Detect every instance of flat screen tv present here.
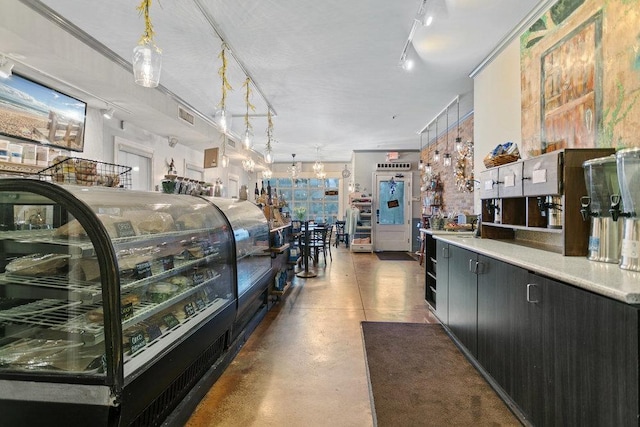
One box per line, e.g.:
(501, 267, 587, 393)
(0, 73, 86, 152)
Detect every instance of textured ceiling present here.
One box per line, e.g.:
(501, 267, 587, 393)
(2, 0, 543, 163)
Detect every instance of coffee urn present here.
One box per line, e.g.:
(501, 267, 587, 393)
(612, 148, 640, 271)
(581, 155, 622, 263)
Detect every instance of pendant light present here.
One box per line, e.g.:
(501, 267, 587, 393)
(443, 106, 452, 167)
(220, 135, 229, 168)
(213, 43, 233, 133)
(424, 126, 432, 175)
(288, 154, 300, 179)
(264, 109, 274, 164)
(242, 77, 255, 150)
(313, 146, 325, 178)
(132, 0, 162, 88)
(455, 98, 463, 155)
(433, 118, 440, 163)
(418, 133, 424, 170)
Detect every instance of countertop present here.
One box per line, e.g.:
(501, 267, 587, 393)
(430, 232, 640, 304)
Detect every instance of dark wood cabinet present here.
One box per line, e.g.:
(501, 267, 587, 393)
(476, 256, 545, 425)
(538, 273, 639, 426)
(447, 244, 478, 357)
(434, 239, 449, 324)
(446, 243, 640, 426)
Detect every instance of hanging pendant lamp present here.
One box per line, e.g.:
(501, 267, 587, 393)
(132, 0, 162, 88)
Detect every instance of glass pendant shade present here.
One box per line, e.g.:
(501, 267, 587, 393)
(213, 109, 231, 133)
(262, 169, 273, 179)
(434, 150, 440, 163)
(242, 128, 254, 150)
(418, 159, 424, 170)
(132, 43, 162, 88)
(455, 137, 463, 154)
(443, 153, 452, 167)
(221, 153, 229, 168)
(425, 163, 432, 174)
(264, 150, 274, 164)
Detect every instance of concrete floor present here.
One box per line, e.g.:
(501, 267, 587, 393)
(185, 246, 438, 427)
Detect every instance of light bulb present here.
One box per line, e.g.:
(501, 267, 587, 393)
(265, 151, 274, 164)
(213, 109, 231, 133)
(221, 153, 229, 168)
(242, 129, 253, 150)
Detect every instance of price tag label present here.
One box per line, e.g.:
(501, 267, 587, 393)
(134, 261, 153, 280)
(146, 324, 162, 341)
(128, 331, 146, 354)
(162, 313, 180, 329)
(532, 169, 547, 184)
(504, 175, 515, 187)
(121, 302, 134, 321)
(114, 221, 136, 238)
(192, 270, 205, 285)
(161, 255, 174, 271)
(184, 302, 196, 317)
(195, 298, 206, 310)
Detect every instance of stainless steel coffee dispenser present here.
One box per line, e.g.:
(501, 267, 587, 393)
(612, 148, 640, 271)
(581, 155, 622, 263)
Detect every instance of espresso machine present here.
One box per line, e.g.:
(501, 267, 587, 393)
(581, 155, 622, 263)
(611, 148, 640, 271)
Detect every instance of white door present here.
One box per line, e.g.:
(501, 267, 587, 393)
(374, 173, 411, 251)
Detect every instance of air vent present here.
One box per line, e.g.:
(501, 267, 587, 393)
(178, 106, 195, 126)
(376, 162, 411, 171)
(227, 139, 236, 149)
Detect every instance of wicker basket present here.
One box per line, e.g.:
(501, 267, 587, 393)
(483, 153, 520, 168)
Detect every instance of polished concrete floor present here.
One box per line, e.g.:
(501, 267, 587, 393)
(186, 245, 437, 427)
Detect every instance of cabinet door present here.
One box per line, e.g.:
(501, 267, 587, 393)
(522, 150, 562, 196)
(477, 257, 544, 423)
(540, 274, 639, 426)
(498, 162, 523, 198)
(479, 169, 499, 199)
(447, 245, 477, 356)
(434, 239, 449, 324)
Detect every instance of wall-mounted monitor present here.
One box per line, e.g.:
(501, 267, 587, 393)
(0, 73, 86, 152)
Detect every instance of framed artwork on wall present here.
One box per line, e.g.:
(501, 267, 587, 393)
(204, 147, 218, 168)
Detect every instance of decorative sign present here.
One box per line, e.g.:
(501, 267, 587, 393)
(325, 190, 338, 196)
(162, 313, 180, 329)
(504, 175, 515, 187)
(184, 302, 196, 317)
(121, 302, 134, 321)
(484, 180, 493, 190)
(128, 331, 146, 354)
(134, 261, 153, 279)
(146, 324, 162, 341)
(195, 298, 206, 310)
(532, 169, 547, 184)
(161, 255, 174, 271)
(204, 147, 219, 169)
(114, 221, 136, 238)
(387, 199, 400, 208)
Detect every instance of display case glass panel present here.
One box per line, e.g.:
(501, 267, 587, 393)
(203, 197, 270, 298)
(0, 181, 235, 382)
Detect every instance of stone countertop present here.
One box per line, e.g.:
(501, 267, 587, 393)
(433, 234, 640, 305)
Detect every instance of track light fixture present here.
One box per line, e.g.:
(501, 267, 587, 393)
(101, 108, 115, 120)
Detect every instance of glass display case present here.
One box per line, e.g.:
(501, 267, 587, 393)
(202, 197, 271, 335)
(0, 179, 236, 426)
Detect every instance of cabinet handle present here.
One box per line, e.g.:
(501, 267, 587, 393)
(474, 261, 480, 274)
(526, 284, 539, 303)
(442, 246, 449, 258)
(468, 259, 473, 272)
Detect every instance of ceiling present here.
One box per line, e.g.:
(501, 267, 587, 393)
(1, 0, 544, 163)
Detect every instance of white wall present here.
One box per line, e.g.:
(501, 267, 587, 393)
(473, 38, 523, 213)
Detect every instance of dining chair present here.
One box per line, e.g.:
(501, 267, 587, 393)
(334, 220, 348, 247)
(311, 225, 332, 265)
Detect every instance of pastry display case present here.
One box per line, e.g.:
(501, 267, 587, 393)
(0, 179, 236, 426)
(202, 197, 271, 336)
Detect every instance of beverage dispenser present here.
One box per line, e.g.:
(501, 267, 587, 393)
(611, 148, 640, 271)
(581, 155, 622, 263)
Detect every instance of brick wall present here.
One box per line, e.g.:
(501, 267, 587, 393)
(420, 114, 475, 216)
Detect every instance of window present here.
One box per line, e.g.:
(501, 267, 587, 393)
(272, 177, 339, 224)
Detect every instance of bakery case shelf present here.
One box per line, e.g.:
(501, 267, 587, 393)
(0, 178, 275, 426)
